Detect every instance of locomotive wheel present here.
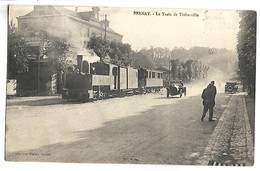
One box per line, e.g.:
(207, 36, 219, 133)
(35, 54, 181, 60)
(99, 92, 105, 100)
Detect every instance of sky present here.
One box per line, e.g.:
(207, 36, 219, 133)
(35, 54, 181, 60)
(8, 5, 241, 51)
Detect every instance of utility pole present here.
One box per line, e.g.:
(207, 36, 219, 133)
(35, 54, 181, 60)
(104, 14, 107, 41)
(169, 53, 171, 84)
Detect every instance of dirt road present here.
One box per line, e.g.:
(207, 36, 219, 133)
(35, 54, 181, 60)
(5, 88, 231, 165)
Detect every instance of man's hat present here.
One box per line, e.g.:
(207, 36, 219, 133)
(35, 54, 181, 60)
(211, 81, 215, 84)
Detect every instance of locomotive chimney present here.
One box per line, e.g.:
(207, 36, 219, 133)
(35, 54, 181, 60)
(75, 7, 78, 13)
(77, 55, 83, 73)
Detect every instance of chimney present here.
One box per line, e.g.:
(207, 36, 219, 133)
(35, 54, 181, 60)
(75, 7, 78, 13)
(34, 5, 41, 12)
(92, 7, 100, 20)
(77, 55, 83, 73)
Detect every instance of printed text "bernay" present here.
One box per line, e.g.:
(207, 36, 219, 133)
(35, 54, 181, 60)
(133, 11, 151, 16)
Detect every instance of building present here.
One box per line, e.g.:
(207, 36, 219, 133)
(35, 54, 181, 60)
(17, 5, 123, 63)
(15, 5, 123, 95)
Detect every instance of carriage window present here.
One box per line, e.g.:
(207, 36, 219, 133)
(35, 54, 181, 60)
(112, 67, 118, 76)
(157, 73, 160, 78)
(152, 72, 155, 78)
(149, 71, 151, 78)
(90, 62, 109, 75)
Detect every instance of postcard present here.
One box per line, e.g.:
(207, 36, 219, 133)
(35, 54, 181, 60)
(5, 4, 256, 166)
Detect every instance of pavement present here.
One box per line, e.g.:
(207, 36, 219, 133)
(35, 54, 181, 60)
(197, 93, 254, 166)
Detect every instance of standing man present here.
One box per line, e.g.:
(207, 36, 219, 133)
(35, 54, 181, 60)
(201, 81, 217, 122)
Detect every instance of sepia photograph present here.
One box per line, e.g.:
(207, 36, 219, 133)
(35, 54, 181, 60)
(2, 0, 257, 169)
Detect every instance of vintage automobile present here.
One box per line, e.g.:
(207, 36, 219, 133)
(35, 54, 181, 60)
(225, 81, 238, 93)
(166, 82, 186, 98)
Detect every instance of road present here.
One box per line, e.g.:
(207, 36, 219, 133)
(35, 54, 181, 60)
(5, 87, 232, 165)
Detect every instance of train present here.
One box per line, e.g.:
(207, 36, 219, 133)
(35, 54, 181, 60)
(62, 55, 164, 102)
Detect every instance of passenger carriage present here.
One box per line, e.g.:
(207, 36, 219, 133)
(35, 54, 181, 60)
(139, 69, 164, 93)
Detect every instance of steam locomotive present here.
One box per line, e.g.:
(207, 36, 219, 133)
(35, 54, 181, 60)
(62, 55, 164, 102)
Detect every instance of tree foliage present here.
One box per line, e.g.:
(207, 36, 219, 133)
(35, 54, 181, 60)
(109, 40, 132, 66)
(170, 59, 209, 82)
(86, 36, 132, 66)
(40, 32, 71, 73)
(86, 36, 110, 59)
(237, 11, 256, 96)
(45, 38, 71, 72)
(131, 51, 154, 69)
(135, 46, 237, 82)
(7, 22, 30, 79)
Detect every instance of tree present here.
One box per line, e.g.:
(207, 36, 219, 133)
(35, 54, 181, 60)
(45, 37, 71, 73)
(170, 59, 180, 80)
(33, 33, 70, 94)
(87, 35, 110, 61)
(170, 59, 209, 82)
(131, 51, 154, 69)
(178, 62, 184, 81)
(87, 36, 132, 67)
(109, 40, 132, 66)
(183, 59, 194, 81)
(19, 29, 71, 74)
(7, 22, 30, 79)
(237, 11, 256, 97)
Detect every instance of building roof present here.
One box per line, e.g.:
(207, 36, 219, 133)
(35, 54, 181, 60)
(76, 11, 94, 21)
(156, 66, 170, 72)
(19, 5, 122, 37)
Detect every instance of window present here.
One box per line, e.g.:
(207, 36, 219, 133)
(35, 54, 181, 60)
(149, 72, 151, 78)
(90, 62, 109, 75)
(28, 46, 40, 58)
(152, 72, 155, 78)
(112, 67, 118, 76)
(20, 23, 28, 30)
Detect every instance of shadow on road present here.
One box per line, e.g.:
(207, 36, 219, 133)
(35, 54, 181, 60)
(5, 92, 234, 166)
(153, 96, 181, 99)
(5, 94, 230, 164)
(6, 97, 81, 106)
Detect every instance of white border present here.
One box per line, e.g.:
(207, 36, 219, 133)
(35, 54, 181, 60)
(1, 0, 259, 171)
